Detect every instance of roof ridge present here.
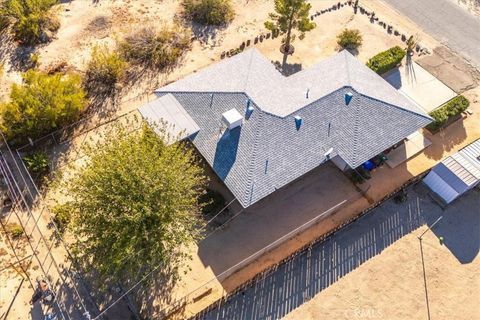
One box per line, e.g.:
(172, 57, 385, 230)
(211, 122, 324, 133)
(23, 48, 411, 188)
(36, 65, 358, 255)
(243, 109, 266, 207)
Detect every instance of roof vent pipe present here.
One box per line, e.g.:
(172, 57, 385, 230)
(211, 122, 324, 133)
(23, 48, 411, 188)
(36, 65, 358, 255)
(245, 99, 254, 118)
(294, 116, 302, 130)
(345, 92, 353, 105)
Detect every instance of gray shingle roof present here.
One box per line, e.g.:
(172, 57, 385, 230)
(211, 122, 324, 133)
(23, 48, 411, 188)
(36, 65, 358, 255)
(150, 49, 432, 208)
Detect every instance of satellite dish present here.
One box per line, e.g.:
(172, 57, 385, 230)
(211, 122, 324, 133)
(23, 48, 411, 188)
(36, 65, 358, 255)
(324, 148, 334, 158)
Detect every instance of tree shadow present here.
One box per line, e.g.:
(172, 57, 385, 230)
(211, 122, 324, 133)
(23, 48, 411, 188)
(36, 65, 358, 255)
(0, 33, 36, 72)
(131, 267, 178, 318)
(423, 120, 467, 161)
(272, 53, 302, 76)
(189, 22, 226, 47)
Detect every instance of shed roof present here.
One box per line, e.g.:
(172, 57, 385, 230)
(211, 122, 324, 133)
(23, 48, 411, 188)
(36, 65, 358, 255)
(432, 139, 480, 190)
(146, 49, 432, 208)
(138, 93, 200, 144)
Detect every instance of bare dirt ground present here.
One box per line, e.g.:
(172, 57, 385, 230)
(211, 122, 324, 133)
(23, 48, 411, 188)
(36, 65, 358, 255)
(1, 0, 480, 319)
(283, 187, 480, 320)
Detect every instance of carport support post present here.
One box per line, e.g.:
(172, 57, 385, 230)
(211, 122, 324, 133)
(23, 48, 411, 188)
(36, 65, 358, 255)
(418, 216, 443, 240)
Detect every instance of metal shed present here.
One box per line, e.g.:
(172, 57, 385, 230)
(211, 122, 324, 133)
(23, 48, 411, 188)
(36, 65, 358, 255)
(138, 93, 200, 144)
(423, 139, 480, 204)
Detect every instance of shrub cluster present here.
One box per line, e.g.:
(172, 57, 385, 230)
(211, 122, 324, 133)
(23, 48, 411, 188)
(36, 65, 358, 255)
(426, 95, 470, 132)
(7, 223, 24, 239)
(182, 0, 234, 26)
(0, 0, 60, 45)
(199, 189, 226, 218)
(0, 70, 86, 145)
(84, 45, 127, 97)
(23, 151, 49, 174)
(52, 204, 72, 234)
(119, 25, 191, 71)
(337, 28, 363, 49)
(366, 46, 406, 74)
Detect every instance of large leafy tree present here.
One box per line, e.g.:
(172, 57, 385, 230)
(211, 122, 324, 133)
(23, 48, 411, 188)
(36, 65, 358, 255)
(0, 70, 86, 145)
(264, 0, 316, 55)
(57, 121, 207, 282)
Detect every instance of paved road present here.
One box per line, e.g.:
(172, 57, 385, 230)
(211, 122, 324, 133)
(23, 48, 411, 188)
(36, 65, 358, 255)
(194, 185, 479, 320)
(382, 0, 480, 69)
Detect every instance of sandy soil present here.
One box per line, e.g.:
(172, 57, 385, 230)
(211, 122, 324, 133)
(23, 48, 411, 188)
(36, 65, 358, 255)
(283, 189, 480, 320)
(1, 0, 479, 319)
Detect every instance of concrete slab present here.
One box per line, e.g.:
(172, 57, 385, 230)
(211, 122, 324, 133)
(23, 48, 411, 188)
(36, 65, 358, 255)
(386, 131, 432, 168)
(384, 61, 457, 113)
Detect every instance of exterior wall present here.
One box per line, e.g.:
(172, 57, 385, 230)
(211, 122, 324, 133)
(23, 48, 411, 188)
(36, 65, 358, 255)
(331, 155, 350, 171)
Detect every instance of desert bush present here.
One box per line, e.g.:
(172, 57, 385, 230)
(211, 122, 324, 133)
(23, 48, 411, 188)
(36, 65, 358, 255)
(182, 0, 234, 26)
(119, 25, 191, 71)
(23, 151, 49, 174)
(7, 223, 24, 239)
(366, 46, 406, 74)
(0, 70, 86, 145)
(426, 95, 469, 132)
(337, 28, 363, 49)
(51, 204, 71, 234)
(0, 0, 60, 45)
(84, 45, 127, 97)
(199, 189, 226, 218)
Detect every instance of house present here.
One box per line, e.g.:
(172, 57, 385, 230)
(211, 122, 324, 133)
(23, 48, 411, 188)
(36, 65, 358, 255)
(139, 49, 432, 208)
(423, 139, 480, 204)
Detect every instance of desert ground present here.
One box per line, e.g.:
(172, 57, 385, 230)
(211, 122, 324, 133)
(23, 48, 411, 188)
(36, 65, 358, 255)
(282, 186, 480, 320)
(1, 0, 479, 319)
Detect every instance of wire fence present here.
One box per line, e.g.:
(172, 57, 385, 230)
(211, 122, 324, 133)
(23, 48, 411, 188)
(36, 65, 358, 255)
(189, 170, 430, 319)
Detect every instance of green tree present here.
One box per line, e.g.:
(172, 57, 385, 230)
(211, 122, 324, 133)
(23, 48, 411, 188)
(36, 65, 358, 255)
(182, 0, 235, 26)
(264, 0, 316, 55)
(56, 121, 207, 281)
(0, 0, 60, 45)
(0, 70, 86, 144)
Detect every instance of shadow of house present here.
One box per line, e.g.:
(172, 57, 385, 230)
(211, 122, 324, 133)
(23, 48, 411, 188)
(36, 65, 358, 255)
(196, 184, 479, 320)
(213, 127, 241, 180)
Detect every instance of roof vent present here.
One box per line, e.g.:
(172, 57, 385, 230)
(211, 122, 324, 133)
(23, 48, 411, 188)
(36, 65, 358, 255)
(222, 108, 243, 129)
(345, 92, 353, 105)
(294, 115, 302, 130)
(324, 147, 334, 159)
(246, 99, 254, 117)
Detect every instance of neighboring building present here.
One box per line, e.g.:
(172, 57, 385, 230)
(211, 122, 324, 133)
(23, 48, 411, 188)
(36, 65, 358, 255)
(139, 49, 432, 208)
(423, 139, 480, 204)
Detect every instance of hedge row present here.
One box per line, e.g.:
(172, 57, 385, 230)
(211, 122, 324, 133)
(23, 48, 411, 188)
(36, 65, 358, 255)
(426, 95, 469, 132)
(366, 46, 406, 74)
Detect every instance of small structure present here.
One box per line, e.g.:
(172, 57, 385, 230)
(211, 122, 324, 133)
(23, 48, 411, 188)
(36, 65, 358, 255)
(138, 93, 200, 144)
(222, 109, 243, 130)
(423, 139, 480, 204)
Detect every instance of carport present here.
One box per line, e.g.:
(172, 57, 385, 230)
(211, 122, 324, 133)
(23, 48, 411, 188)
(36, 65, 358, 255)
(423, 139, 480, 204)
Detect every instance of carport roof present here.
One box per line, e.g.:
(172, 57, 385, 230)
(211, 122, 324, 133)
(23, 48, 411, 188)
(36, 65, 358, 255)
(145, 49, 432, 208)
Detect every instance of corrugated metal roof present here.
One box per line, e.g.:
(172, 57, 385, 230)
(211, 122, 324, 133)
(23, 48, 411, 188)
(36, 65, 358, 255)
(138, 93, 200, 144)
(433, 139, 480, 189)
